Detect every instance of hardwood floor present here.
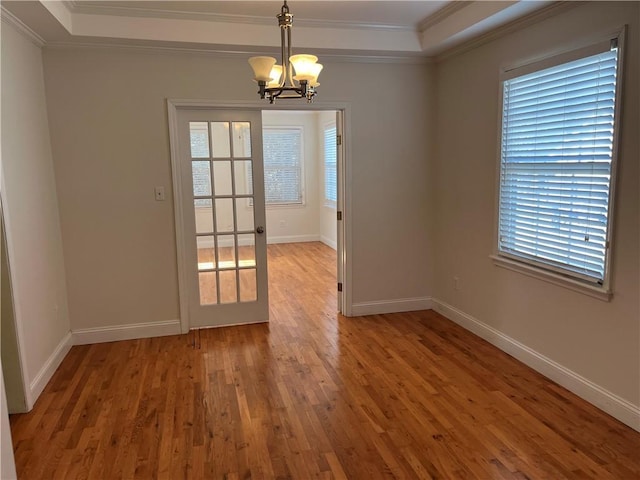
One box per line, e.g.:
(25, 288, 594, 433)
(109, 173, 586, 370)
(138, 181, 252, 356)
(10, 242, 640, 479)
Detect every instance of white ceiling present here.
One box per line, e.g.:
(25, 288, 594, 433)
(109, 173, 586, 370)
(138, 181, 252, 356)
(2, 1, 553, 57)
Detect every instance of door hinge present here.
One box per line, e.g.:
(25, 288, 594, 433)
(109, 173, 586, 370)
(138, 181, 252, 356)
(336, 134, 342, 146)
(337, 211, 342, 221)
(337, 282, 343, 292)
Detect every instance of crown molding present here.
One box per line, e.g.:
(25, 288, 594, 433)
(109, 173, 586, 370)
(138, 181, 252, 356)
(0, 6, 46, 47)
(418, 1, 472, 32)
(66, 2, 414, 33)
(43, 41, 433, 65)
(435, 1, 583, 62)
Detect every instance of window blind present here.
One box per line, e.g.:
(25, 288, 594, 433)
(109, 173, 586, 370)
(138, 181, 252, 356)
(498, 45, 619, 283)
(262, 128, 303, 205)
(324, 126, 337, 204)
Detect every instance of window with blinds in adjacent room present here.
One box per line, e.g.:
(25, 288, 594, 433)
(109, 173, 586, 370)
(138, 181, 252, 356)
(324, 124, 337, 206)
(261, 127, 303, 205)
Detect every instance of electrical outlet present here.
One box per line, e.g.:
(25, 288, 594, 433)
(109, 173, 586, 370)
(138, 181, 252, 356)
(453, 276, 460, 291)
(279, 220, 286, 228)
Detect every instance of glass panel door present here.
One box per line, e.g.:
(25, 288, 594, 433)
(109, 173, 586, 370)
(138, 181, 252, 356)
(178, 109, 268, 328)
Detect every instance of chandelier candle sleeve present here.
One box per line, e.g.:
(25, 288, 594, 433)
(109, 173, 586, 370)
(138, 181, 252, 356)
(248, 1, 322, 103)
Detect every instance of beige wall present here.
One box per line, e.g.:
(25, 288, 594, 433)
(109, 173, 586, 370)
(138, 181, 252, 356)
(434, 2, 639, 408)
(1, 20, 71, 405)
(42, 48, 434, 330)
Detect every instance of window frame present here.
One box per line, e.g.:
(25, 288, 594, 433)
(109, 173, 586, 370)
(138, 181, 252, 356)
(323, 121, 338, 208)
(260, 125, 305, 208)
(491, 28, 626, 301)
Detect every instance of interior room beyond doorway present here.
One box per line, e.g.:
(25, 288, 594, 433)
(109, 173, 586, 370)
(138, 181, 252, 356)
(261, 110, 338, 251)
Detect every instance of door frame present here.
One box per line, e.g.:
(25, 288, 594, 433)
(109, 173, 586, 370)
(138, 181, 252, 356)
(167, 100, 352, 333)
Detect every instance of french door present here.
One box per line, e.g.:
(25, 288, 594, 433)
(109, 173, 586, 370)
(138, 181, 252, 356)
(176, 108, 268, 328)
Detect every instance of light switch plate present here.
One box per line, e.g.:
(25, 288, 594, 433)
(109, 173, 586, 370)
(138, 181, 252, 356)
(154, 186, 165, 201)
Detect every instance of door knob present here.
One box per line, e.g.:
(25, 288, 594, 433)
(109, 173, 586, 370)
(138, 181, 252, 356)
(256, 226, 264, 234)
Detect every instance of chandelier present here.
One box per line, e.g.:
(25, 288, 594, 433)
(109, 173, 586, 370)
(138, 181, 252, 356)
(248, 1, 323, 103)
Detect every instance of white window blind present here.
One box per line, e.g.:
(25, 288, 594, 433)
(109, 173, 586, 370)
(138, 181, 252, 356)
(262, 128, 303, 205)
(324, 125, 337, 205)
(498, 41, 620, 285)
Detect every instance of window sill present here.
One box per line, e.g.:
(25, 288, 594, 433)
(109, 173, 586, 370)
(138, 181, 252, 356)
(490, 254, 612, 302)
(265, 202, 306, 210)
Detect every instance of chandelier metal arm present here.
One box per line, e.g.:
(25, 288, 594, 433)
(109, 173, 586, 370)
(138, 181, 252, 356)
(256, 81, 310, 104)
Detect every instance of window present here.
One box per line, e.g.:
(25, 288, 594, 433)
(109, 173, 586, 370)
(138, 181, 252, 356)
(496, 36, 622, 291)
(324, 124, 337, 206)
(262, 127, 303, 205)
(190, 122, 211, 207)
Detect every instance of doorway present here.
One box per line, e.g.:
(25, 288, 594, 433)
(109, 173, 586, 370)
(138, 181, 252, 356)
(167, 101, 347, 331)
(261, 110, 339, 312)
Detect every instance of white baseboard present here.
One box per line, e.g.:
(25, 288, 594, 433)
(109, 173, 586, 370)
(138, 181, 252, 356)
(267, 234, 320, 244)
(432, 299, 640, 433)
(320, 235, 337, 250)
(351, 297, 433, 316)
(29, 331, 73, 404)
(72, 319, 181, 345)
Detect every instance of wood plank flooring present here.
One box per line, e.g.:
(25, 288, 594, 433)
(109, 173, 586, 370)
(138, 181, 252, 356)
(10, 241, 640, 479)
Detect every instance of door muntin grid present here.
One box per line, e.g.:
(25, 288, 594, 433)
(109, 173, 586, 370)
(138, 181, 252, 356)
(189, 121, 257, 305)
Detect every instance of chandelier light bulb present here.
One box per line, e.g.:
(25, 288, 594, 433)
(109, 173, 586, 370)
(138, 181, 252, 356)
(268, 65, 284, 87)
